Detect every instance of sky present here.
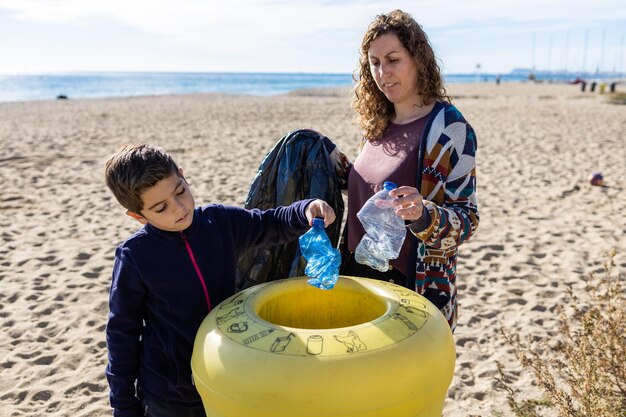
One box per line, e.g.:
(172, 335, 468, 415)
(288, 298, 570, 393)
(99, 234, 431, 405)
(0, 0, 625, 75)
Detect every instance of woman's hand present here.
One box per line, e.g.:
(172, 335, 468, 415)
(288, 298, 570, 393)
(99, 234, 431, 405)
(305, 199, 336, 227)
(388, 186, 424, 221)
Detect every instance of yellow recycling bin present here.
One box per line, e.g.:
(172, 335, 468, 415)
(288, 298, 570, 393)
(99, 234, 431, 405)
(191, 276, 455, 417)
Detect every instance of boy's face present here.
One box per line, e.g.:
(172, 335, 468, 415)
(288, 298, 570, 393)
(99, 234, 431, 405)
(127, 169, 195, 232)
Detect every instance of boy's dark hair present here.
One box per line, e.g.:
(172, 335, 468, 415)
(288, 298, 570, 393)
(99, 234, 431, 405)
(104, 144, 180, 214)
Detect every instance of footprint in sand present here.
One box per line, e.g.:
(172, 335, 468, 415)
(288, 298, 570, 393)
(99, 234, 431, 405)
(32, 390, 53, 402)
(64, 382, 106, 396)
(74, 252, 91, 266)
(458, 366, 475, 387)
(81, 271, 100, 279)
(1, 390, 28, 404)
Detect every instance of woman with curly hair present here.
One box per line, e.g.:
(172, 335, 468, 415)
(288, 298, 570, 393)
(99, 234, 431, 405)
(343, 9, 479, 331)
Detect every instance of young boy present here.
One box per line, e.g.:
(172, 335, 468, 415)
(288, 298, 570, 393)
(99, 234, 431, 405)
(104, 144, 335, 417)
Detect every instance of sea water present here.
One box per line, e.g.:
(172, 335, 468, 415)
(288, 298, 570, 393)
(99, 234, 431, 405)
(0, 71, 610, 103)
(0, 72, 355, 102)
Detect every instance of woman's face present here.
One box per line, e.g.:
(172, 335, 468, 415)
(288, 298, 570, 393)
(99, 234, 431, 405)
(367, 32, 420, 106)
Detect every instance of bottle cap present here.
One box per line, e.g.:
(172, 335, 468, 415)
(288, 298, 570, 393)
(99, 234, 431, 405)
(312, 218, 325, 227)
(383, 181, 397, 190)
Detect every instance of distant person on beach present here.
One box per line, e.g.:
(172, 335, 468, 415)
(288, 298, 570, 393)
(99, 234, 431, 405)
(103, 144, 335, 417)
(341, 9, 479, 331)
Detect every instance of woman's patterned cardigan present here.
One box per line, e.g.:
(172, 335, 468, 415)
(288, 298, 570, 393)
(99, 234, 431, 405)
(408, 101, 479, 331)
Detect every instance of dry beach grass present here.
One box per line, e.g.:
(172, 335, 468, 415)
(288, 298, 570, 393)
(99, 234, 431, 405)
(1, 82, 625, 416)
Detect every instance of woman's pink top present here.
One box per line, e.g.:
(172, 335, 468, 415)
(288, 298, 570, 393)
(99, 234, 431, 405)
(347, 115, 428, 277)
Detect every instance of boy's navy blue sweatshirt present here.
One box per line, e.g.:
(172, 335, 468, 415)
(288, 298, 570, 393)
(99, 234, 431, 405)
(106, 200, 313, 417)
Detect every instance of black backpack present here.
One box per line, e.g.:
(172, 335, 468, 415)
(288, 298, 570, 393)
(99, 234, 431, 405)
(236, 129, 347, 290)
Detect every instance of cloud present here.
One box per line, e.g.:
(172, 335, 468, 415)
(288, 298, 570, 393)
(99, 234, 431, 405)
(3, 0, 624, 33)
(0, 0, 623, 73)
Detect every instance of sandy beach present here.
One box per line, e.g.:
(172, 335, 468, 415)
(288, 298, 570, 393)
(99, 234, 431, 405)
(1, 82, 625, 416)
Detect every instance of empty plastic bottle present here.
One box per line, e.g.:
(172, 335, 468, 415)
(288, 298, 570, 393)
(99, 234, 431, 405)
(355, 181, 406, 272)
(299, 218, 341, 290)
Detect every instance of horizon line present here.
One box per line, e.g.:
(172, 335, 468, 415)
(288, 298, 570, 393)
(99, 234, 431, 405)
(1, 69, 624, 76)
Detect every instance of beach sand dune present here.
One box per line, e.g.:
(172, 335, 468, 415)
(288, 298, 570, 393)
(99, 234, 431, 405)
(1, 83, 625, 416)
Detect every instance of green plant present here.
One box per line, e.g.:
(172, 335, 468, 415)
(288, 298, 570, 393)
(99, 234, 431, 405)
(496, 250, 626, 417)
(607, 92, 626, 105)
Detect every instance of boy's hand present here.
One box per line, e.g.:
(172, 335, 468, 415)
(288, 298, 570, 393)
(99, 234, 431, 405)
(305, 199, 336, 227)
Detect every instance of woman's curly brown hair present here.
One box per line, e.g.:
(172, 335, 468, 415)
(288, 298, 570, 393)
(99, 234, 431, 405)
(352, 9, 450, 140)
